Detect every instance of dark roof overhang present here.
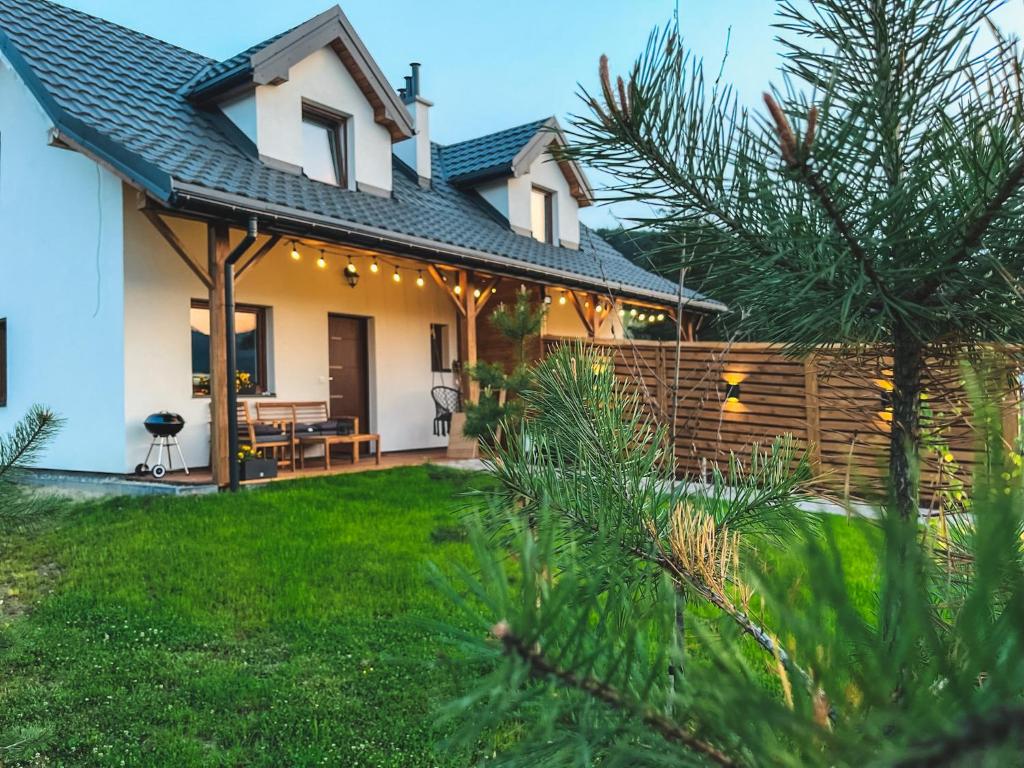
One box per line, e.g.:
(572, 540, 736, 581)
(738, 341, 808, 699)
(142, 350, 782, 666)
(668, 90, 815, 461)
(167, 181, 727, 313)
(0, 28, 175, 201)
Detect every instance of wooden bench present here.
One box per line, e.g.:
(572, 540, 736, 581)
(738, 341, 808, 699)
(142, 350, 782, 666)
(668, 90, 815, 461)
(235, 401, 297, 471)
(256, 401, 380, 470)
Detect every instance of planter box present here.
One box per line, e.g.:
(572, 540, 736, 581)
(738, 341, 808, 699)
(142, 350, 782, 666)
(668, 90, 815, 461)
(239, 458, 277, 481)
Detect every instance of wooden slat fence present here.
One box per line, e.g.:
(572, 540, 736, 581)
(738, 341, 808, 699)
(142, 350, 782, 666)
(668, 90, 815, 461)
(542, 337, 1021, 500)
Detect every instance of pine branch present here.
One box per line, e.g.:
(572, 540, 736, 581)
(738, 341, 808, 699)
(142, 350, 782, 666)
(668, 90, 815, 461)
(912, 155, 1024, 302)
(491, 621, 739, 767)
(894, 705, 1024, 767)
(763, 93, 898, 310)
(0, 406, 62, 483)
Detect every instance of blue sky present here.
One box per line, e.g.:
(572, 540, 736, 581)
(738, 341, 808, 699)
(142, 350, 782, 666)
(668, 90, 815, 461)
(59, 1, 1024, 229)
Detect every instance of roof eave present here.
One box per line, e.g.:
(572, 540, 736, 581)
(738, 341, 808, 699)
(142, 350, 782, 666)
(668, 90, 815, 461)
(0, 34, 175, 201)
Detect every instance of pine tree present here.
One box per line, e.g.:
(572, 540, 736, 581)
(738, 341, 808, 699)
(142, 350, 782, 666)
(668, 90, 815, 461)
(436, 346, 1024, 766)
(564, 0, 1024, 520)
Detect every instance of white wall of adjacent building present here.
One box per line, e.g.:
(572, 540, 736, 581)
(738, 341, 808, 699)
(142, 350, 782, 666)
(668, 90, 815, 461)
(122, 202, 461, 471)
(0, 52, 128, 473)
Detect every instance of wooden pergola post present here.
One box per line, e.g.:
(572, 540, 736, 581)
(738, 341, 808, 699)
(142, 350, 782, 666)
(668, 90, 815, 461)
(458, 270, 479, 403)
(207, 222, 230, 487)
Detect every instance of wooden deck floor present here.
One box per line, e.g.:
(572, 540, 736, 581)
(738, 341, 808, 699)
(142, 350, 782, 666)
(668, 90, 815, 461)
(134, 448, 462, 488)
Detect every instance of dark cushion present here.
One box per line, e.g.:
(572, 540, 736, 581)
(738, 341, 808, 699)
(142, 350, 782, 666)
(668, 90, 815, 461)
(299, 419, 355, 435)
(253, 433, 286, 444)
(253, 423, 286, 437)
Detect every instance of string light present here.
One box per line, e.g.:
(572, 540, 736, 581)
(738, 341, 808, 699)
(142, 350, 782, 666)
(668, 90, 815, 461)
(491, 287, 497, 294)
(638, 312, 647, 321)
(618, 308, 626, 317)
(416, 271, 425, 287)
(317, 250, 327, 269)
(454, 285, 462, 295)
(392, 267, 401, 283)
(596, 304, 605, 313)
(473, 288, 481, 298)
(657, 313, 665, 321)
(630, 308, 638, 317)
(370, 259, 379, 274)
(290, 241, 301, 261)
(558, 292, 567, 305)
(346, 256, 357, 274)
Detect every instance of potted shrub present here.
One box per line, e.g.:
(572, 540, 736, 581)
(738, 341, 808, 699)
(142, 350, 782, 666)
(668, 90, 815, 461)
(237, 444, 277, 480)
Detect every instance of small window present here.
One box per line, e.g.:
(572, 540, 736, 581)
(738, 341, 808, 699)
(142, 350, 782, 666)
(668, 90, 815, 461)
(530, 186, 554, 244)
(190, 301, 269, 397)
(431, 323, 451, 372)
(302, 107, 347, 186)
(0, 318, 6, 407)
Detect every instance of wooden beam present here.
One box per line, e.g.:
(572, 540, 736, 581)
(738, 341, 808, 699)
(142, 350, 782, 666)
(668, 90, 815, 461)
(475, 277, 502, 313)
(427, 265, 466, 316)
(569, 291, 595, 337)
(236, 235, 281, 282)
(143, 209, 212, 289)
(458, 270, 479, 403)
(208, 222, 231, 488)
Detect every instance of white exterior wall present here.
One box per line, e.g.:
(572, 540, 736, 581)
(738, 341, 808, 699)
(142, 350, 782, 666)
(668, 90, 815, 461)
(123, 205, 459, 471)
(509, 150, 580, 248)
(251, 47, 394, 194)
(0, 54, 127, 473)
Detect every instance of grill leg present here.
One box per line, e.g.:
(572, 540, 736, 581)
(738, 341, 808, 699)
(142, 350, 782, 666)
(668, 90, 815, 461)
(171, 437, 189, 475)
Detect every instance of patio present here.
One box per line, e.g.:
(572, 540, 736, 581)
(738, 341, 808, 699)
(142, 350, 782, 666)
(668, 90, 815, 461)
(132, 447, 481, 488)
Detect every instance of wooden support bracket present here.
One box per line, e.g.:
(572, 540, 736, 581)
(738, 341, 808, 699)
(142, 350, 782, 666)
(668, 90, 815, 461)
(236, 235, 281, 281)
(570, 290, 595, 336)
(475, 277, 502, 313)
(143, 209, 212, 289)
(428, 265, 466, 316)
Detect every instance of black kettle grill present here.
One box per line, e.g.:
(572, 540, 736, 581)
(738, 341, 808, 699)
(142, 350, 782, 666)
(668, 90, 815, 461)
(136, 412, 189, 479)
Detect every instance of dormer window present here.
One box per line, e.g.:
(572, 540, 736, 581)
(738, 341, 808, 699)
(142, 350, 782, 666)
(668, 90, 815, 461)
(302, 105, 347, 186)
(530, 186, 554, 244)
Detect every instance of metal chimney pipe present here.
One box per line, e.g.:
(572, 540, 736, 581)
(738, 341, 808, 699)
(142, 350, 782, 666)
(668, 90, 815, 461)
(410, 62, 421, 98)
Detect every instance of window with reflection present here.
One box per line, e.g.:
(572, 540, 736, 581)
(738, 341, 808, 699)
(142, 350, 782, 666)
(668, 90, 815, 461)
(190, 301, 268, 396)
(302, 107, 347, 186)
(530, 186, 554, 244)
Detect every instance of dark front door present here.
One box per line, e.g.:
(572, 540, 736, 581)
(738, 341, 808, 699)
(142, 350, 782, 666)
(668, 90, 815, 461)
(328, 314, 369, 430)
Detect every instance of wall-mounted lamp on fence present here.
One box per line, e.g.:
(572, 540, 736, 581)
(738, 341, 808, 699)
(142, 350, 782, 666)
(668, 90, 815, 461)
(725, 383, 742, 403)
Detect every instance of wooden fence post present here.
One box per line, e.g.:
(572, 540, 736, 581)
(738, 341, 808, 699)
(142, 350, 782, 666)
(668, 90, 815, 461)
(804, 355, 822, 472)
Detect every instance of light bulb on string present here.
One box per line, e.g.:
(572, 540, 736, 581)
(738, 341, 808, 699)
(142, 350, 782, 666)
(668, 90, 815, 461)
(370, 259, 379, 274)
(392, 267, 401, 283)
(317, 250, 327, 269)
(473, 288, 481, 299)
(454, 285, 462, 295)
(657, 313, 665, 321)
(629, 308, 637, 317)
(290, 241, 301, 261)
(558, 292, 567, 305)
(346, 256, 357, 274)
(416, 271, 425, 287)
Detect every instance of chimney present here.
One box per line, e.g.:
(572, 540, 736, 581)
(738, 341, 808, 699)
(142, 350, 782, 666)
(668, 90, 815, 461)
(396, 62, 432, 187)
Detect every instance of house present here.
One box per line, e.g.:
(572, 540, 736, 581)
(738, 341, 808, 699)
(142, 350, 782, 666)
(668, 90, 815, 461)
(0, 0, 724, 485)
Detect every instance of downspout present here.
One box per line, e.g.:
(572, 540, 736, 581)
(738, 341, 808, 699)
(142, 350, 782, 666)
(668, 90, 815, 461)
(225, 216, 259, 492)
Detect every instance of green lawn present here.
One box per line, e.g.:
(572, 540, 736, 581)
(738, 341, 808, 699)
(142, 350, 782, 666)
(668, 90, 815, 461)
(0, 466, 487, 767)
(0, 466, 882, 767)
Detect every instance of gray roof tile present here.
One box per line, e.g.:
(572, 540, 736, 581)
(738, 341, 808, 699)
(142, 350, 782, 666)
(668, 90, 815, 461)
(439, 118, 549, 181)
(0, 0, 723, 309)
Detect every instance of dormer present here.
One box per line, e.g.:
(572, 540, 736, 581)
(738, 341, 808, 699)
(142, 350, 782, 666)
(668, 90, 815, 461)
(185, 6, 414, 196)
(441, 117, 593, 249)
